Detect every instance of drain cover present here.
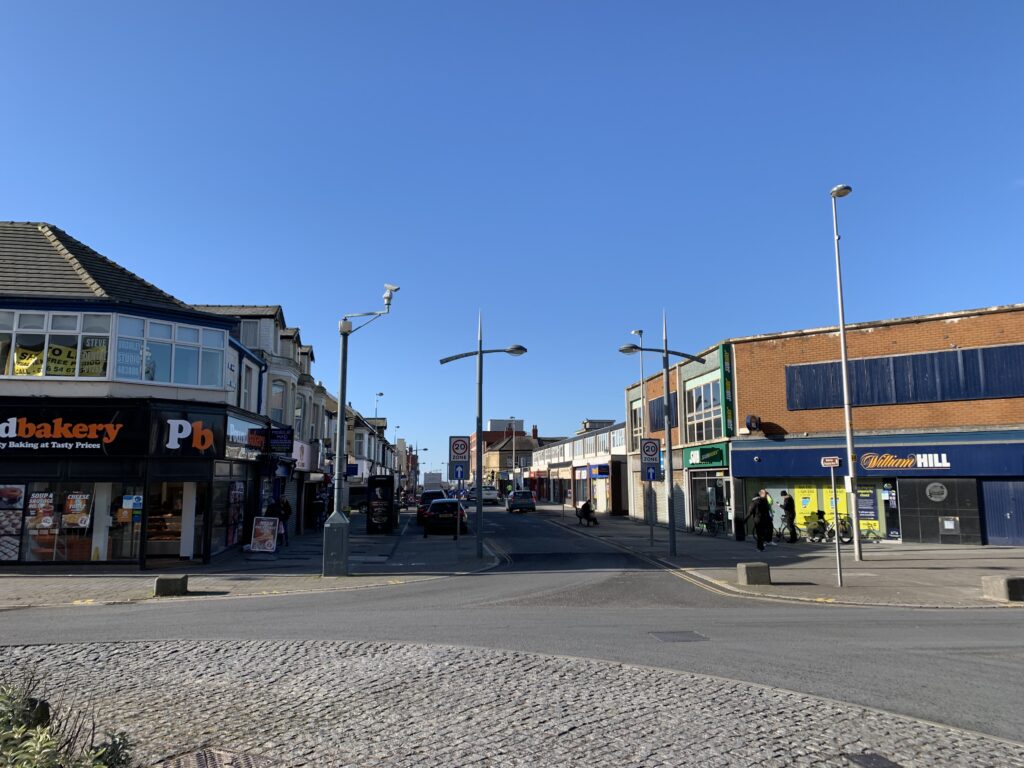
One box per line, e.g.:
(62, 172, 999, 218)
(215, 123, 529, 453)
(154, 748, 280, 768)
(649, 631, 708, 643)
(844, 753, 903, 768)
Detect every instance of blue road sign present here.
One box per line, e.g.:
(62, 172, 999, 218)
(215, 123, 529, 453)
(449, 461, 469, 481)
(645, 466, 657, 481)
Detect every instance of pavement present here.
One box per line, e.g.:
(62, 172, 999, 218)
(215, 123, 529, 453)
(0, 513, 497, 611)
(3, 504, 1024, 610)
(535, 503, 1024, 608)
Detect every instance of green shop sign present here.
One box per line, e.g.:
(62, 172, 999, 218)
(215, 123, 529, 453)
(683, 441, 729, 469)
(718, 344, 736, 438)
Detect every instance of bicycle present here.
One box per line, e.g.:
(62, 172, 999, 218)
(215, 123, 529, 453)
(773, 519, 804, 543)
(695, 510, 725, 537)
(806, 512, 853, 544)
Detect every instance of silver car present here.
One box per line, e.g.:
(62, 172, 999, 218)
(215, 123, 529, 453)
(505, 490, 536, 513)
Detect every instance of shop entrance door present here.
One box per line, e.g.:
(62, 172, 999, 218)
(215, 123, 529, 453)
(981, 481, 1024, 546)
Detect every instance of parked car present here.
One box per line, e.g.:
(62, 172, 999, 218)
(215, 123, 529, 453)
(505, 489, 536, 513)
(422, 499, 469, 535)
(467, 485, 500, 504)
(417, 489, 448, 525)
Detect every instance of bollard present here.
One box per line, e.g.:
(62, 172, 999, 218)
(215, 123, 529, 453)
(154, 575, 189, 597)
(322, 511, 350, 577)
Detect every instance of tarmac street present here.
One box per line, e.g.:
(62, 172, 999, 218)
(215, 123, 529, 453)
(2, 507, 1023, 766)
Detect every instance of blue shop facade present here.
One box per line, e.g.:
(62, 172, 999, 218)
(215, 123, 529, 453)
(732, 431, 1024, 546)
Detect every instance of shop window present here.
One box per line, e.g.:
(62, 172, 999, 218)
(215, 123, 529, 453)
(270, 381, 286, 423)
(685, 377, 723, 443)
(44, 334, 80, 376)
(12, 333, 45, 376)
(144, 341, 173, 382)
(19, 483, 96, 562)
(173, 345, 200, 385)
(0, 311, 113, 379)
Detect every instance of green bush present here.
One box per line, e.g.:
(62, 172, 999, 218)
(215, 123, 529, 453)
(0, 678, 134, 768)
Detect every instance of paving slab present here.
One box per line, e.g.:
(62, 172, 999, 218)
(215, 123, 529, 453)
(535, 504, 1024, 609)
(0, 514, 498, 611)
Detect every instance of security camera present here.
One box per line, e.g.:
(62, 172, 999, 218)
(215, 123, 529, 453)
(384, 283, 400, 293)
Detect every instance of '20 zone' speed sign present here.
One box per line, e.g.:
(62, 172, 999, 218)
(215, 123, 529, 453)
(449, 436, 470, 462)
(640, 438, 660, 464)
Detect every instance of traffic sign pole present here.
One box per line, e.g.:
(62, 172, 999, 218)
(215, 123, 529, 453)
(822, 456, 843, 587)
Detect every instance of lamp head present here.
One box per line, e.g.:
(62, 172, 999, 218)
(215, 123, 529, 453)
(830, 184, 852, 199)
(619, 344, 640, 355)
(376, 392, 384, 397)
(630, 329, 643, 337)
(505, 345, 527, 356)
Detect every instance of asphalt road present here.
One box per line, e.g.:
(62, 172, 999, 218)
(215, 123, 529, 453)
(3, 509, 1022, 743)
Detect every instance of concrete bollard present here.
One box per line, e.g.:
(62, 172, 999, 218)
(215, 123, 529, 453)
(737, 562, 772, 586)
(981, 575, 1024, 602)
(322, 511, 350, 577)
(153, 575, 189, 597)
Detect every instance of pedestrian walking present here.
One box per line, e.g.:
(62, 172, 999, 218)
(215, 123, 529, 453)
(780, 490, 797, 543)
(279, 498, 292, 547)
(746, 489, 772, 551)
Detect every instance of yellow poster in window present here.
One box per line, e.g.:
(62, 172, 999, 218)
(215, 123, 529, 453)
(46, 343, 78, 376)
(793, 484, 819, 528)
(823, 482, 848, 523)
(13, 347, 43, 376)
(79, 338, 108, 376)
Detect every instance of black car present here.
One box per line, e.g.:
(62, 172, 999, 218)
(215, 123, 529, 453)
(422, 499, 469, 535)
(416, 489, 447, 525)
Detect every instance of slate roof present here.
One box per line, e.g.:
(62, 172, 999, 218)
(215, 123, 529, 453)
(193, 304, 284, 320)
(0, 221, 190, 312)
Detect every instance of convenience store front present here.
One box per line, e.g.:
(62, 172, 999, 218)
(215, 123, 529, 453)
(0, 399, 264, 567)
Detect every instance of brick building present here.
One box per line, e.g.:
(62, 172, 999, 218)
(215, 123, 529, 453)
(624, 303, 1024, 547)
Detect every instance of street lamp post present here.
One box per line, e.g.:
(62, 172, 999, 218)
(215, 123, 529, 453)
(370, 392, 384, 475)
(830, 183, 863, 561)
(619, 313, 705, 557)
(441, 313, 527, 558)
(509, 416, 517, 493)
(630, 328, 653, 545)
(334, 284, 400, 516)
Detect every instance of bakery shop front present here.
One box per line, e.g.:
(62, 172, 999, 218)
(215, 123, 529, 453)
(0, 399, 266, 567)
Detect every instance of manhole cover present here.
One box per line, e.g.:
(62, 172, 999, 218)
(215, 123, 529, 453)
(649, 631, 708, 643)
(844, 753, 904, 768)
(154, 748, 280, 767)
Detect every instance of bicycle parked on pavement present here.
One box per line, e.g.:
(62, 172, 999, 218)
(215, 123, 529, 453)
(695, 509, 726, 537)
(806, 511, 854, 544)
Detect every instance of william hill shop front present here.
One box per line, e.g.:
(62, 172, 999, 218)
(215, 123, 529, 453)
(0, 399, 266, 567)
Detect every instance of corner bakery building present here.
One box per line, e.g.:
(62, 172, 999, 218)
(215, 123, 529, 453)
(0, 399, 269, 567)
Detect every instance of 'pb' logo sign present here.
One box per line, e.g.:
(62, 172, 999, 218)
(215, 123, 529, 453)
(165, 419, 215, 451)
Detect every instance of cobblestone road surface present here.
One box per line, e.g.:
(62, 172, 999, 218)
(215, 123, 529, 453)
(6, 641, 1022, 767)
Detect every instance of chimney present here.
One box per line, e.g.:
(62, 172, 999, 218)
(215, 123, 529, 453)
(532, 424, 538, 439)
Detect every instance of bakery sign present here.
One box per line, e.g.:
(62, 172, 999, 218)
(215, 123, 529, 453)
(0, 408, 148, 456)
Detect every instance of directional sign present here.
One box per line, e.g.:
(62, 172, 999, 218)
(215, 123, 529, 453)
(449, 436, 470, 462)
(821, 456, 842, 468)
(644, 466, 658, 481)
(449, 461, 469, 481)
(640, 438, 660, 465)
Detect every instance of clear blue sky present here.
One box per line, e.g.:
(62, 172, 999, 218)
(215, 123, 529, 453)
(3, 2, 1022, 472)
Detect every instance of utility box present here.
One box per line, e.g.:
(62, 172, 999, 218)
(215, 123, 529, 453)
(322, 511, 350, 576)
(366, 475, 397, 534)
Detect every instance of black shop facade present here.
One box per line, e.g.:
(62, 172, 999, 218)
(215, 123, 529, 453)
(0, 398, 277, 567)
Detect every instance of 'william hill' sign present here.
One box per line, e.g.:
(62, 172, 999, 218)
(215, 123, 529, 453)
(860, 452, 952, 471)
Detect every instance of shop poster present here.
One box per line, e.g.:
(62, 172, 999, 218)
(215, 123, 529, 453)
(63, 492, 92, 528)
(250, 516, 278, 553)
(25, 492, 56, 530)
(793, 484, 818, 528)
(856, 488, 881, 532)
(0, 485, 26, 510)
(824, 483, 848, 523)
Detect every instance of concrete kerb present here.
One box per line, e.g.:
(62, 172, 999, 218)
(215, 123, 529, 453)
(538, 510, 1024, 610)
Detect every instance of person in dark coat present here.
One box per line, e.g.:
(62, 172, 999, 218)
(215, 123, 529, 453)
(780, 490, 797, 543)
(747, 490, 772, 551)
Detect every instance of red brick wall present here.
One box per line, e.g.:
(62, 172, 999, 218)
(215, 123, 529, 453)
(733, 308, 1024, 435)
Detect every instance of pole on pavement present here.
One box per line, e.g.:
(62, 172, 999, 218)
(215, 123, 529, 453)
(831, 184, 863, 561)
(831, 465, 843, 587)
(662, 312, 678, 557)
(475, 314, 484, 559)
